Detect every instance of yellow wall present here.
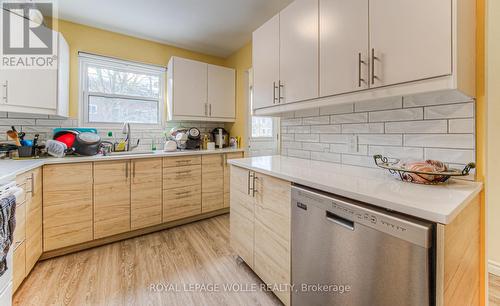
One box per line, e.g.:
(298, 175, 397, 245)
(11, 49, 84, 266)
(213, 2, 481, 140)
(476, 0, 486, 303)
(487, 0, 500, 267)
(224, 42, 252, 148)
(50, 19, 226, 118)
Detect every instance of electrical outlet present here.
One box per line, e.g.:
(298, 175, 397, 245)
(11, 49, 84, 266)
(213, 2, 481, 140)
(348, 135, 359, 153)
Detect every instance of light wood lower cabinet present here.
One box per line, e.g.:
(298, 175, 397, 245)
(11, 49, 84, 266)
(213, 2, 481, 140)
(202, 154, 224, 213)
(230, 165, 291, 305)
(94, 160, 131, 239)
(25, 167, 42, 272)
(43, 163, 94, 251)
(224, 152, 244, 208)
(131, 158, 162, 230)
(230, 166, 255, 268)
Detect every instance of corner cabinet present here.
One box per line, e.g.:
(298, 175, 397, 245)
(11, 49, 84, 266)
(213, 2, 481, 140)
(0, 12, 69, 117)
(167, 57, 236, 122)
(230, 165, 291, 305)
(252, 0, 475, 115)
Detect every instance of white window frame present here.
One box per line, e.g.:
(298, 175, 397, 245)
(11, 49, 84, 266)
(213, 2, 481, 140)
(78, 52, 165, 129)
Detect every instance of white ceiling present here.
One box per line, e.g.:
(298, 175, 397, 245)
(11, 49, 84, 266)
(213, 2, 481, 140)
(50, 0, 293, 58)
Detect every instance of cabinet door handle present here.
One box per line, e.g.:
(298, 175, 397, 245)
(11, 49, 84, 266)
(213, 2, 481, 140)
(252, 174, 257, 197)
(279, 81, 284, 103)
(358, 53, 366, 87)
(204, 103, 208, 116)
(31, 172, 35, 196)
(3, 80, 8, 103)
(125, 162, 129, 179)
(247, 171, 252, 195)
(371, 48, 379, 85)
(209, 104, 212, 116)
(273, 82, 278, 104)
(133, 161, 136, 178)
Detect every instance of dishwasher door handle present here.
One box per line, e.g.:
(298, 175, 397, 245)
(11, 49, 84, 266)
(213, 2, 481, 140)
(326, 211, 355, 231)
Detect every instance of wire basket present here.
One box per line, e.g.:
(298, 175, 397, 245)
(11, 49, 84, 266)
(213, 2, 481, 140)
(373, 155, 476, 184)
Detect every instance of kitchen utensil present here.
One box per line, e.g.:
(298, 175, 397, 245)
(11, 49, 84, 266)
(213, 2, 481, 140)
(18, 146, 32, 158)
(6, 130, 21, 147)
(74, 132, 102, 156)
(0, 143, 17, 152)
(20, 140, 33, 147)
(186, 127, 201, 150)
(164, 140, 177, 152)
(373, 155, 476, 184)
(46, 139, 69, 158)
(32, 134, 39, 156)
(175, 132, 188, 150)
(211, 127, 229, 148)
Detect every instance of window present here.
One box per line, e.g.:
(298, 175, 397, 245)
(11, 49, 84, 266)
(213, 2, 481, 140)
(79, 53, 165, 126)
(252, 116, 274, 138)
(249, 82, 275, 138)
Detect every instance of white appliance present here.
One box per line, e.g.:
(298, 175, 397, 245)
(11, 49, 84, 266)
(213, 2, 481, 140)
(0, 177, 23, 306)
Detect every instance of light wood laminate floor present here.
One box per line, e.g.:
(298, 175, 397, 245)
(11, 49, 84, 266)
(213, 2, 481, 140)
(491, 273, 500, 306)
(14, 214, 281, 306)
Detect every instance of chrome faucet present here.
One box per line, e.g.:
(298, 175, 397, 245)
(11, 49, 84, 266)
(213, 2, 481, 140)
(122, 122, 140, 151)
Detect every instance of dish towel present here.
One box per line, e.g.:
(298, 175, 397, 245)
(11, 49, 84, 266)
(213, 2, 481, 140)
(0, 194, 16, 277)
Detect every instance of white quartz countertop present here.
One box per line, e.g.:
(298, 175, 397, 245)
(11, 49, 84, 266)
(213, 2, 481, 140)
(0, 148, 244, 183)
(228, 155, 482, 224)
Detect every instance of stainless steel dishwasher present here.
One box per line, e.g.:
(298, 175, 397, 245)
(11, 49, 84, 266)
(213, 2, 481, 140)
(291, 185, 434, 306)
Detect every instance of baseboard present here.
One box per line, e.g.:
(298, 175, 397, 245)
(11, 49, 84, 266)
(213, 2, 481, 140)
(488, 260, 500, 276)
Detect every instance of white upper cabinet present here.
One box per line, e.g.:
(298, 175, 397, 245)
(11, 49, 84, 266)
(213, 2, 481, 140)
(208, 64, 235, 119)
(369, 0, 452, 88)
(0, 11, 69, 116)
(252, 14, 280, 110)
(167, 56, 235, 122)
(279, 0, 319, 104)
(168, 57, 208, 119)
(252, 0, 474, 116)
(320, 0, 369, 96)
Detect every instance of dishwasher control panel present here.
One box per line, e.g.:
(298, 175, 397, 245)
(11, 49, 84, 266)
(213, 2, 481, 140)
(292, 186, 432, 248)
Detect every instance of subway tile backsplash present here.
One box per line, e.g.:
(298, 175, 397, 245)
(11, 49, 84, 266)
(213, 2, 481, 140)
(0, 112, 228, 152)
(280, 93, 476, 172)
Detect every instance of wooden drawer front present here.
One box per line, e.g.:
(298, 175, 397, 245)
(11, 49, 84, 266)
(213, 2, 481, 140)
(13, 202, 26, 249)
(16, 171, 32, 193)
(13, 241, 26, 292)
(163, 155, 201, 168)
(202, 154, 224, 168)
(94, 161, 131, 239)
(163, 165, 201, 190)
(254, 220, 290, 305)
(230, 210, 254, 269)
(131, 158, 163, 230)
(163, 185, 201, 222)
(43, 163, 94, 251)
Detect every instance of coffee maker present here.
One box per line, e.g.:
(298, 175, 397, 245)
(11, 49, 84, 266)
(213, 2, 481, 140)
(211, 127, 229, 148)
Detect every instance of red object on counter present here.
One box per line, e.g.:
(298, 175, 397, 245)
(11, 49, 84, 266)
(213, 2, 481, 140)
(55, 132, 76, 148)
